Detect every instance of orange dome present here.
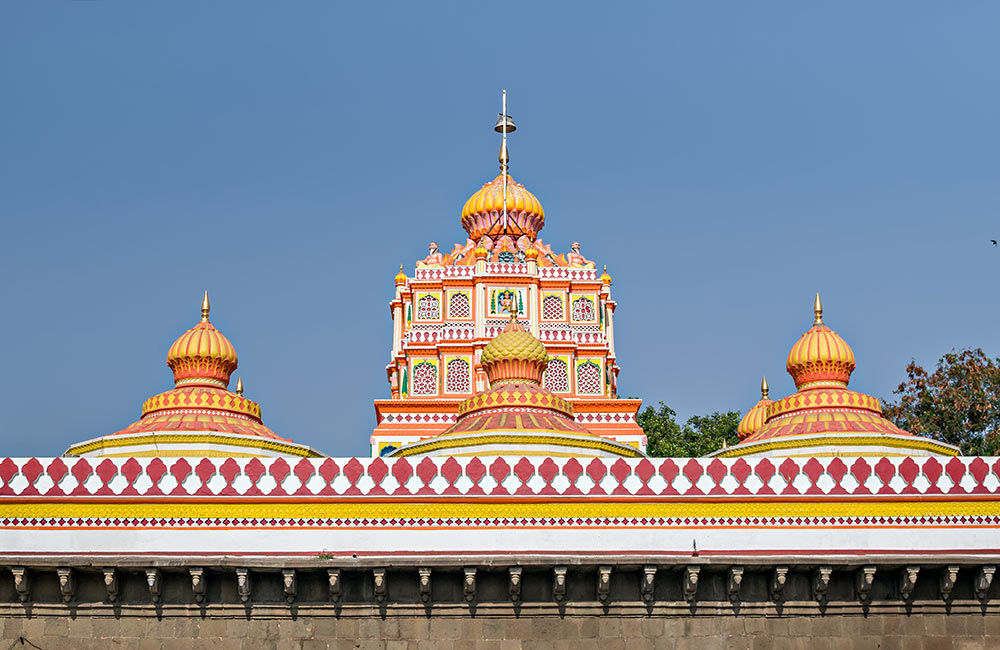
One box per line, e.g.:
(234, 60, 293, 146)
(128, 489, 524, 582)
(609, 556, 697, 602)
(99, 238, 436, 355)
(166, 293, 238, 388)
(461, 174, 545, 241)
(737, 377, 773, 441)
(786, 294, 855, 390)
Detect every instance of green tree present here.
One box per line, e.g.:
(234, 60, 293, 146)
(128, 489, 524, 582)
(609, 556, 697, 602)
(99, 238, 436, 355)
(883, 348, 1000, 455)
(638, 402, 741, 457)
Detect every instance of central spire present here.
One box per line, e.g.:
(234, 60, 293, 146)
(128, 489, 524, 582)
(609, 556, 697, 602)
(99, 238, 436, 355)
(495, 89, 517, 233)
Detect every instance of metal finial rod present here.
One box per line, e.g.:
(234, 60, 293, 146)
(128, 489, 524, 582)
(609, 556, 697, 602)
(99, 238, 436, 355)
(761, 376, 769, 399)
(501, 90, 508, 232)
(814, 293, 823, 325)
(201, 291, 211, 322)
(236, 377, 244, 396)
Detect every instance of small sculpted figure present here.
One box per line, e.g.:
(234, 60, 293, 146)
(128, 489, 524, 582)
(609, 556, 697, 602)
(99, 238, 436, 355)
(567, 242, 596, 269)
(416, 241, 445, 268)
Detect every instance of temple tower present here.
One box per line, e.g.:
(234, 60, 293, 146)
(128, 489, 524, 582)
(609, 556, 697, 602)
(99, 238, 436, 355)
(371, 96, 645, 456)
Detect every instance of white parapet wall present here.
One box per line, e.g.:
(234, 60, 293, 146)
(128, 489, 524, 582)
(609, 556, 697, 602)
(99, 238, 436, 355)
(1, 455, 999, 562)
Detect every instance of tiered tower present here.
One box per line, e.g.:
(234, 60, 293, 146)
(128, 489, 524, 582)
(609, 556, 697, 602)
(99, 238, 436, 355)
(371, 95, 645, 456)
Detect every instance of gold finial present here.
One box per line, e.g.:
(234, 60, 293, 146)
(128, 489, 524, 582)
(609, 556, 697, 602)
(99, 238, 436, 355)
(761, 376, 769, 399)
(201, 291, 211, 322)
(813, 292, 823, 325)
(235, 377, 243, 396)
(499, 138, 509, 174)
(399, 263, 404, 273)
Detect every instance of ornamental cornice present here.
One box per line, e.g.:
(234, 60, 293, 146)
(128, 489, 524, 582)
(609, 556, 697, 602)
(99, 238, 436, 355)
(64, 433, 323, 458)
(389, 433, 644, 458)
(712, 433, 959, 458)
(141, 388, 262, 421)
(766, 389, 881, 421)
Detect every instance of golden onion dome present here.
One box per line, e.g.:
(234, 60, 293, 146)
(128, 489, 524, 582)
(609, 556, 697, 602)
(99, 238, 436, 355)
(600, 265, 612, 284)
(481, 311, 548, 386)
(461, 174, 545, 241)
(786, 294, 856, 390)
(737, 376, 774, 441)
(166, 292, 238, 389)
(394, 264, 407, 285)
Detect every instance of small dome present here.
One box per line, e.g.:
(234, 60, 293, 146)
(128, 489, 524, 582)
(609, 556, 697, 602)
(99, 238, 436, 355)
(394, 265, 407, 285)
(600, 265, 612, 284)
(481, 312, 548, 386)
(786, 294, 855, 390)
(461, 174, 545, 242)
(737, 377, 773, 441)
(166, 293, 238, 388)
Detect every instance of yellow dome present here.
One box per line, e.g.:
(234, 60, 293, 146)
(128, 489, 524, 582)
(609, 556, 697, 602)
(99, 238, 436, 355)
(482, 325, 547, 365)
(166, 293, 238, 389)
(461, 174, 545, 241)
(737, 377, 773, 441)
(394, 264, 407, 285)
(481, 312, 548, 386)
(786, 294, 855, 390)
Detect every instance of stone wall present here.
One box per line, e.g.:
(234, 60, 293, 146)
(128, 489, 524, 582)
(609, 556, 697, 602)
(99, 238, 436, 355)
(2, 565, 998, 648)
(1, 609, 999, 650)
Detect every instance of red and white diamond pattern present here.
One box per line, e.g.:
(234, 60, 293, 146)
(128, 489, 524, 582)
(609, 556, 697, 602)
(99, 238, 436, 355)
(2, 455, 998, 499)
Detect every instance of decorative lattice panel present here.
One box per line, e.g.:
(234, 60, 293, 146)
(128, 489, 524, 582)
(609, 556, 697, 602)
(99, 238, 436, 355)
(445, 358, 471, 393)
(416, 295, 440, 320)
(571, 297, 595, 322)
(411, 362, 438, 395)
(542, 294, 564, 320)
(576, 361, 602, 395)
(543, 358, 569, 392)
(448, 293, 471, 319)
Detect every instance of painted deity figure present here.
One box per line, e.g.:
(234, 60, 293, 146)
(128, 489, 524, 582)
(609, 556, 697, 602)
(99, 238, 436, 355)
(416, 242, 445, 268)
(567, 242, 595, 269)
(498, 290, 515, 314)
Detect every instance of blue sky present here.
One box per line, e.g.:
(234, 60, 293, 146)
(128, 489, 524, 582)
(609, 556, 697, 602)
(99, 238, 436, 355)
(2, 2, 998, 457)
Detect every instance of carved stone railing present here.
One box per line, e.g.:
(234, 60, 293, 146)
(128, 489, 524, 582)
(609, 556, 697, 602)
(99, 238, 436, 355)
(538, 267, 599, 281)
(412, 266, 475, 281)
(405, 324, 476, 344)
(538, 323, 605, 344)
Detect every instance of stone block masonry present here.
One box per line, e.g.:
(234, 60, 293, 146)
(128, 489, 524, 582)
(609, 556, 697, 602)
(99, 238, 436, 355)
(1, 611, 999, 649)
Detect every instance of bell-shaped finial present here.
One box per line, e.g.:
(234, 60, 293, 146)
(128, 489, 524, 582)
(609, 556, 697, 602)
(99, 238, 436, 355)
(761, 376, 769, 399)
(494, 114, 516, 134)
(201, 291, 211, 322)
(235, 377, 244, 396)
(814, 293, 823, 325)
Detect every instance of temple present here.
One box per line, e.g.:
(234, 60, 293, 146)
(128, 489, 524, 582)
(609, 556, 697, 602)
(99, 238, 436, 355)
(372, 98, 645, 456)
(2, 97, 998, 648)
